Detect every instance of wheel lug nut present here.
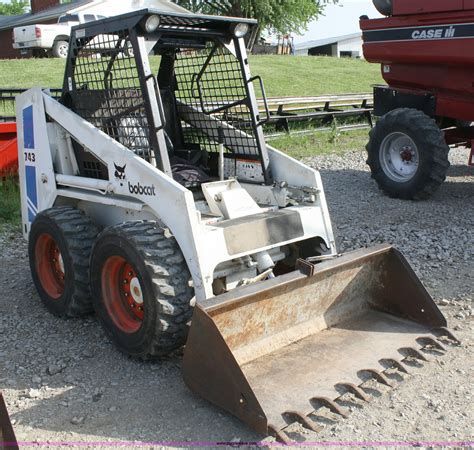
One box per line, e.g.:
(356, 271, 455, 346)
(128, 272, 133, 276)
(138, 306, 143, 311)
(123, 279, 128, 284)
(124, 292, 129, 297)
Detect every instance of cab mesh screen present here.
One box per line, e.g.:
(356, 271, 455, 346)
(174, 43, 262, 162)
(67, 31, 155, 164)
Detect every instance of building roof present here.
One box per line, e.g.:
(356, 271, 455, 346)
(0, 0, 94, 31)
(0, 14, 23, 28)
(295, 32, 361, 51)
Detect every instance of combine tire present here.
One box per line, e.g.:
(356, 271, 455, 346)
(29, 207, 99, 317)
(90, 221, 194, 359)
(367, 108, 450, 200)
(52, 40, 69, 58)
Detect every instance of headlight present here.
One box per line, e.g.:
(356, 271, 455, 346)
(233, 23, 249, 38)
(142, 14, 160, 33)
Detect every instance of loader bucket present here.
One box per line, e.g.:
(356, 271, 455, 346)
(183, 244, 450, 438)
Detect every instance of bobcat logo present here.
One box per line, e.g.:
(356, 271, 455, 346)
(114, 163, 127, 180)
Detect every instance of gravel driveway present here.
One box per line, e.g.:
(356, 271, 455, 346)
(0, 147, 472, 446)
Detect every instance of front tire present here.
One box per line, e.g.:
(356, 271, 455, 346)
(367, 108, 450, 200)
(90, 221, 194, 359)
(29, 207, 99, 317)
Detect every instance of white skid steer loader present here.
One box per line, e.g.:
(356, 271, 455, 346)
(17, 8, 457, 441)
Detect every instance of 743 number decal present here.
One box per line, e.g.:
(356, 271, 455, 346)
(24, 152, 36, 163)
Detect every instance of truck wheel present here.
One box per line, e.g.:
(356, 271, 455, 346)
(90, 221, 194, 359)
(367, 108, 450, 200)
(28, 207, 99, 317)
(52, 40, 69, 58)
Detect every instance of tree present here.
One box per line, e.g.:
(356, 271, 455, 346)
(174, 0, 338, 43)
(0, 0, 29, 15)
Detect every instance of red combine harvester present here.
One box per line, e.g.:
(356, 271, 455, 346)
(0, 122, 18, 178)
(361, 0, 474, 199)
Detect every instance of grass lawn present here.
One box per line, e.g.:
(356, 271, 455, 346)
(0, 54, 379, 152)
(0, 55, 381, 96)
(0, 178, 21, 228)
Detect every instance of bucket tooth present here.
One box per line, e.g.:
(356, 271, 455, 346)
(310, 397, 349, 418)
(416, 336, 447, 352)
(400, 347, 429, 362)
(436, 327, 461, 345)
(335, 382, 371, 402)
(284, 411, 322, 432)
(268, 425, 292, 444)
(358, 369, 395, 387)
(379, 358, 410, 374)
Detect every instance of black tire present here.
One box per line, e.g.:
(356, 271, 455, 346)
(373, 0, 392, 16)
(90, 221, 194, 359)
(29, 206, 99, 317)
(367, 108, 450, 200)
(52, 40, 69, 58)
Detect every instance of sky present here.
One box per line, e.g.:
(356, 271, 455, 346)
(293, 0, 382, 44)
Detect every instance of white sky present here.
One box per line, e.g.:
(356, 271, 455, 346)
(293, 0, 382, 43)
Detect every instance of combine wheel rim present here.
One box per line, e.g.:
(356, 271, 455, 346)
(35, 233, 65, 299)
(380, 131, 419, 182)
(101, 256, 144, 333)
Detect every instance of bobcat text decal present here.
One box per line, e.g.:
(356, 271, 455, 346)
(128, 181, 156, 196)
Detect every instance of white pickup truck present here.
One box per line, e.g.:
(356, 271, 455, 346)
(13, 12, 106, 58)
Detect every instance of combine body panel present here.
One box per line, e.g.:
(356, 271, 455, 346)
(16, 7, 455, 440)
(362, 4, 474, 120)
(0, 123, 18, 177)
(361, 0, 474, 199)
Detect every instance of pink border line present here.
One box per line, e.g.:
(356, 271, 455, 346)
(4, 441, 474, 447)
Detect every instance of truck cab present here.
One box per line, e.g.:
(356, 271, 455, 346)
(13, 12, 106, 58)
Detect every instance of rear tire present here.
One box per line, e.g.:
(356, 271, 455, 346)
(90, 221, 194, 359)
(367, 108, 450, 200)
(29, 207, 99, 317)
(52, 40, 69, 58)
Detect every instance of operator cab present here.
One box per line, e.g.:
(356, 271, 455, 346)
(61, 9, 271, 189)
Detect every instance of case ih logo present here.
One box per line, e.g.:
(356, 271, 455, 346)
(128, 181, 156, 196)
(363, 24, 465, 44)
(412, 26, 456, 40)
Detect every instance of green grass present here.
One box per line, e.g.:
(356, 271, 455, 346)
(270, 128, 369, 160)
(0, 55, 381, 96)
(0, 54, 378, 153)
(0, 177, 21, 227)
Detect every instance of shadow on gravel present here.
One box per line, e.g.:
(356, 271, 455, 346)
(447, 164, 474, 178)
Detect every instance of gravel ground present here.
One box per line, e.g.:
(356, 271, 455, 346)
(0, 147, 472, 447)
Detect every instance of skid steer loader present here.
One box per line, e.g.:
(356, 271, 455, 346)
(17, 7, 456, 440)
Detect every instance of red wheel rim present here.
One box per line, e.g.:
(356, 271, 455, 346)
(101, 256, 144, 333)
(35, 233, 65, 299)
